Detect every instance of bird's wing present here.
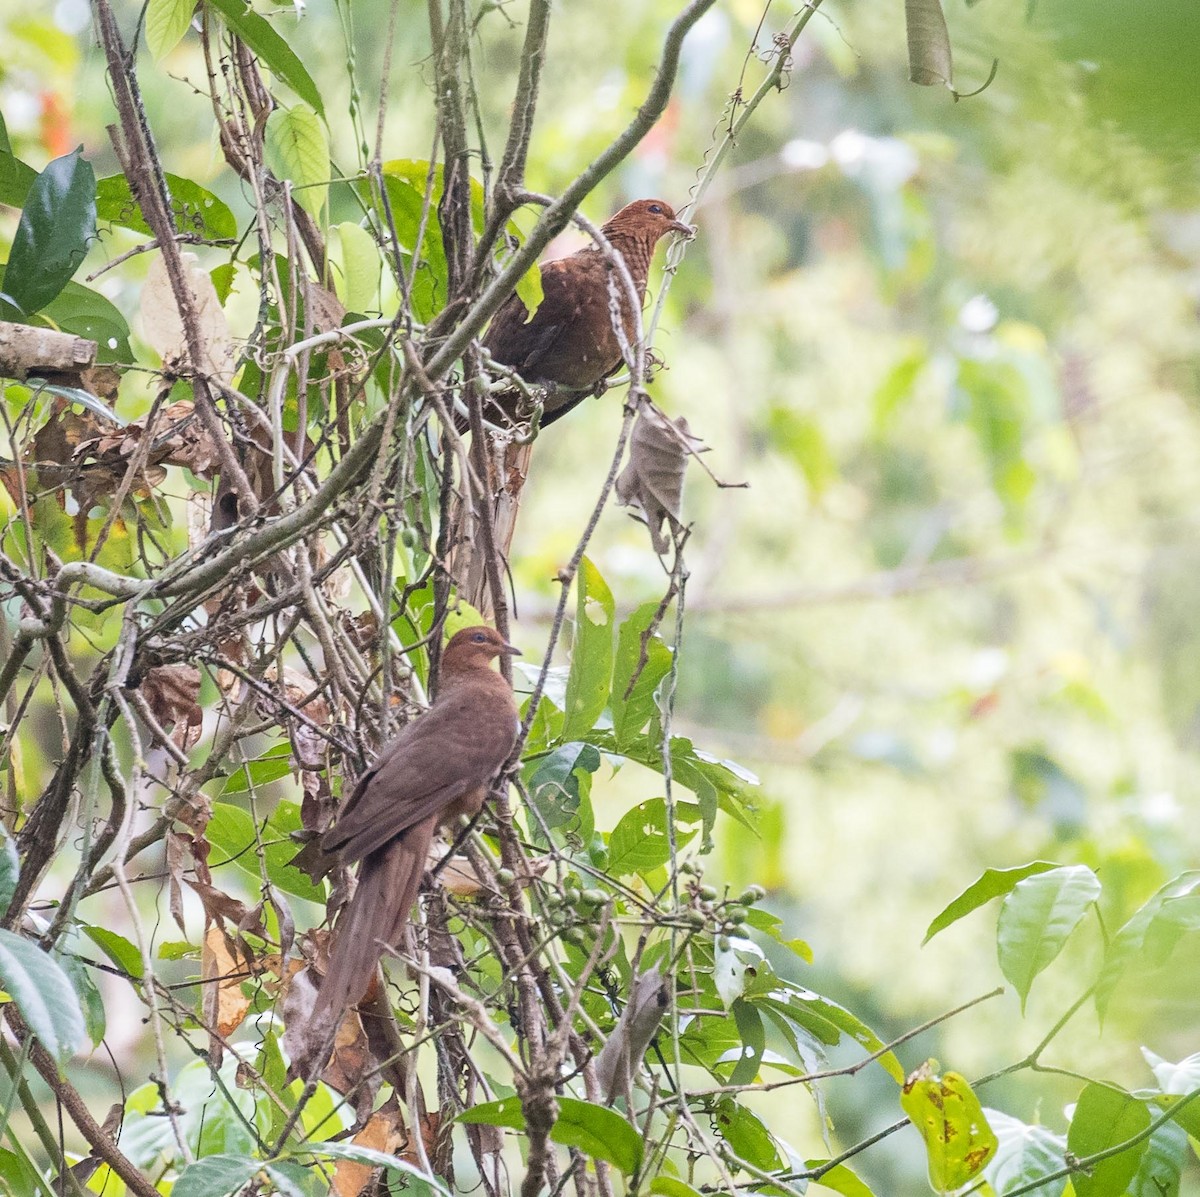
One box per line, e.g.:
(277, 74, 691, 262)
(322, 689, 516, 864)
(483, 256, 583, 378)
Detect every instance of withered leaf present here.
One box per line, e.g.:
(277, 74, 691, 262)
(138, 662, 203, 751)
(201, 925, 254, 1049)
(615, 402, 707, 554)
(332, 1102, 409, 1196)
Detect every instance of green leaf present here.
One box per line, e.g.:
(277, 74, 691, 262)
(1130, 1120, 1186, 1197)
(0, 929, 87, 1065)
(220, 742, 294, 795)
(81, 925, 143, 979)
(37, 280, 132, 362)
(172, 1153, 260, 1197)
(562, 557, 615, 739)
(727, 998, 765, 1087)
(205, 0, 325, 115)
(266, 103, 329, 220)
(611, 601, 673, 750)
(1, 148, 96, 317)
(607, 798, 694, 877)
(901, 1066, 997, 1191)
(923, 861, 1062, 944)
(1067, 1083, 1150, 1197)
(805, 1160, 877, 1196)
(459, 1096, 643, 1174)
(0, 833, 19, 913)
(1096, 873, 1200, 1019)
(376, 172, 448, 321)
(744, 907, 813, 961)
(206, 800, 325, 904)
(650, 1180, 704, 1197)
(287, 1142, 448, 1195)
(146, 0, 195, 59)
(514, 253, 544, 317)
(60, 951, 106, 1047)
(0, 112, 37, 208)
(96, 172, 237, 240)
(523, 742, 600, 845)
(0, 1146, 40, 1195)
(871, 348, 927, 433)
(997, 864, 1100, 1010)
(711, 1098, 782, 1170)
(982, 1107, 1065, 1195)
(905, 0, 953, 86)
(754, 984, 905, 1083)
(332, 221, 381, 312)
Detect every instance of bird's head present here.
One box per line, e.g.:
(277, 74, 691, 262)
(441, 625, 522, 674)
(603, 199, 695, 244)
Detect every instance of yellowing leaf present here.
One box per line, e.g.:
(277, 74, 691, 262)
(901, 1062, 997, 1192)
(267, 103, 329, 220)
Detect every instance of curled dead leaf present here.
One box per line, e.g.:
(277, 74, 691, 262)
(333, 1103, 409, 1196)
(138, 663, 203, 752)
(615, 401, 707, 555)
(202, 925, 254, 1047)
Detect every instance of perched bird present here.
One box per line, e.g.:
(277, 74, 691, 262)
(294, 626, 520, 1066)
(479, 198, 694, 428)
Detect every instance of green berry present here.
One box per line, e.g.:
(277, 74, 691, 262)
(717, 935, 731, 951)
(739, 885, 766, 905)
(495, 868, 515, 887)
(725, 906, 748, 925)
(580, 889, 607, 908)
(698, 884, 718, 902)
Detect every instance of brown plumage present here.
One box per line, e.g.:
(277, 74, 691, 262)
(479, 198, 693, 428)
(296, 626, 519, 1067)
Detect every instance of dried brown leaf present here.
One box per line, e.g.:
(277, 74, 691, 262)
(141, 251, 235, 383)
(139, 663, 203, 751)
(202, 925, 253, 1045)
(615, 402, 707, 554)
(333, 1104, 408, 1196)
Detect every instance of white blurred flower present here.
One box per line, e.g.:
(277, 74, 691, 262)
(781, 139, 830, 171)
(830, 130, 919, 189)
(959, 294, 1000, 333)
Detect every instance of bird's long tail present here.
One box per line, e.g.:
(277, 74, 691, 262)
(296, 817, 436, 1073)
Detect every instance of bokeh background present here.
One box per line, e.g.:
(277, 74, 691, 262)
(3, 0, 1200, 1189)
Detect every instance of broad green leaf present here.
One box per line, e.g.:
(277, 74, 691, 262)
(266, 103, 328, 220)
(96, 172, 237, 240)
(650, 1180, 704, 1197)
(514, 254, 544, 317)
(1067, 1083, 1150, 1197)
(459, 1096, 642, 1174)
(982, 1108, 1065, 1196)
(38, 281, 133, 362)
(82, 925, 143, 978)
(172, 1153, 259, 1197)
(0, 1146, 39, 1195)
(924, 861, 1061, 944)
(902, 1065, 997, 1192)
(146, 0, 195, 59)
(332, 221, 381, 312)
(220, 743, 294, 795)
(206, 800, 324, 904)
(1130, 1120, 1186, 1197)
(714, 934, 763, 1008)
(753, 984, 904, 1083)
(997, 864, 1100, 1010)
(376, 173, 449, 321)
(872, 348, 927, 433)
(562, 557, 615, 739)
(711, 1098, 782, 1171)
(60, 951, 105, 1047)
(1096, 872, 1200, 1019)
(0, 929, 87, 1064)
(805, 1160, 877, 1196)
(905, 0, 953, 86)
(611, 601, 673, 749)
(744, 907, 813, 962)
(0, 112, 37, 208)
(0, 833, 19, 913)
(287, 1142, 448, 1195)
(206, 0, 325, 115)
(523, 741, 599, 845)
(1, 148, 96, 317)
(607, 798, 694, 877)
(727, 997, 765, 1087)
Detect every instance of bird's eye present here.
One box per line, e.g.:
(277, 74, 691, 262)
(472, 632, 487, 643)
(648, 204, 663, 214)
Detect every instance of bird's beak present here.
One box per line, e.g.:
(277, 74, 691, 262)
(500, 642, 522, 656)
(670, 219, 696, 239)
